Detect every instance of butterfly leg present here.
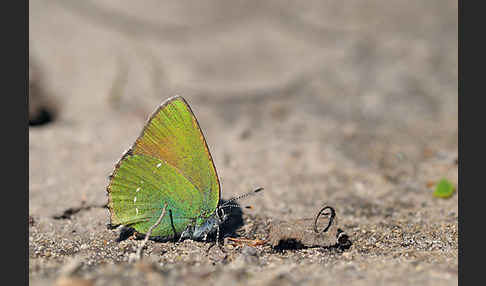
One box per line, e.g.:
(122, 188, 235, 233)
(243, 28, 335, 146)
(205, 226, 224, 254)
(178, 227, 190, 243)
(169, 210, 178, 242)
(215, 224, 221, 246)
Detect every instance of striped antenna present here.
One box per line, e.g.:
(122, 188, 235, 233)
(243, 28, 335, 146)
(220, 187, 264, 208)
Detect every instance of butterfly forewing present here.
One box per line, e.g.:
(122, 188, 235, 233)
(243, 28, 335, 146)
(131, 97, 220, 214)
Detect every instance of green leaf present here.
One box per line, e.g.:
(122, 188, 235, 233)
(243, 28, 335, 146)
(433, 178, 455, 198)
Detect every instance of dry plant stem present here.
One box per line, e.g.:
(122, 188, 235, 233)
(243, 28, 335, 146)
(135, 203, 168, 260)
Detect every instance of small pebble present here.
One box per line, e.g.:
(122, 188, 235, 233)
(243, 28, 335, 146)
(242, 246, 257, 257)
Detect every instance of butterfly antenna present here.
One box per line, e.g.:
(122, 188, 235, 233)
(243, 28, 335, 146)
(219, 203, 241, 210)
(220, 187, 264, 208)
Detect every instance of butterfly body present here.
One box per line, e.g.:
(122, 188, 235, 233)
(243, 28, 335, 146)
(180, 212, 224, 240)
(107, 96, 224, 241)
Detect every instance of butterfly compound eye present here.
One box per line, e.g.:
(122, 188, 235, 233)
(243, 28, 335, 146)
(216, 207, 225, 219)
(313, 206, 336, 233)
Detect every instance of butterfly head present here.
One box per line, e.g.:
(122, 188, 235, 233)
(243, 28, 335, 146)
(190, 203, 231, 240)
(214, 186, 263, 224)
(190, 187, 263, 241)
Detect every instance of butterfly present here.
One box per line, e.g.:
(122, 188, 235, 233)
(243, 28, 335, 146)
(106, 95, 261, 242)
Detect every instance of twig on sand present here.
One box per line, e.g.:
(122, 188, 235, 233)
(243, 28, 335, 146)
(131, 203, 168, 262)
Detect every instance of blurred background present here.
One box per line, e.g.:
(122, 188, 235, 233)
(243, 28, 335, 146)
(30, 1, 457, 285)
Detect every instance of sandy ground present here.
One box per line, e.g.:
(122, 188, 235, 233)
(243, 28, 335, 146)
(29, 1, 458, 285)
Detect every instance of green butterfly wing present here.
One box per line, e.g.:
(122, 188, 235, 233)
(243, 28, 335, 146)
(107, 96, 221, 237)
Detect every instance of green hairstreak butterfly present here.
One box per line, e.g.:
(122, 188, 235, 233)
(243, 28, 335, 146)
(107, 95, 261, 241)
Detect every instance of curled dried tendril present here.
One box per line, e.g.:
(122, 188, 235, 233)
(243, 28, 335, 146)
(313, 206, 336, 234)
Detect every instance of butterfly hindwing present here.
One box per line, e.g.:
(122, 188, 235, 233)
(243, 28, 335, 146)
(108, 154, 204, 237)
